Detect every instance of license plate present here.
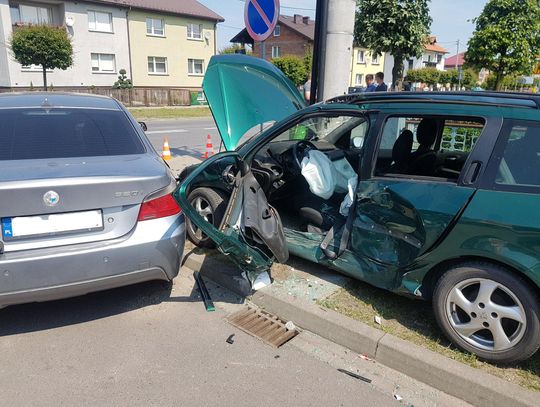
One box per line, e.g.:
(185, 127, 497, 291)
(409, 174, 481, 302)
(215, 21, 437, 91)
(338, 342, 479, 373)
(2, 210, 103, 240)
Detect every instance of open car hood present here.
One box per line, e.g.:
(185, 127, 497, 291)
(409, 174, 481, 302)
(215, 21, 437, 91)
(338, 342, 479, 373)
(203, 55, 306, 151)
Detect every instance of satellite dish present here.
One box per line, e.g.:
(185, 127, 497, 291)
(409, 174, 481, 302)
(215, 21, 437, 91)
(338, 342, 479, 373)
(66, 17, 74, 27)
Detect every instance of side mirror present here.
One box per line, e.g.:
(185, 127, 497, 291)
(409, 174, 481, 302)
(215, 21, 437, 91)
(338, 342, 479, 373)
(139, 122, 148, 131)
(236, 156, 250, 177)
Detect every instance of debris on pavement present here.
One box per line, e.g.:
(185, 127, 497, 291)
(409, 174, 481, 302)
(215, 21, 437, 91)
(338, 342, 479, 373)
(337, 368, 372, 383)
(374, 315, 382, 325)
(285, 321, 296, 331)
(193, 271, 215, 312)
(359, 354, 374, 362)
(394, 394, 404, 401)
(252, 271, 272, 290)
(226, 334, 235, 344)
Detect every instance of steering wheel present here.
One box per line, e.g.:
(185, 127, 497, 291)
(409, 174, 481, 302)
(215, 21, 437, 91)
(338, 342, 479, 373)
(293, 140, 318, 169)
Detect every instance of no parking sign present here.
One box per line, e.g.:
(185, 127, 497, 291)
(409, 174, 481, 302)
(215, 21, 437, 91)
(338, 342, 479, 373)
(244, 0, 280, 42)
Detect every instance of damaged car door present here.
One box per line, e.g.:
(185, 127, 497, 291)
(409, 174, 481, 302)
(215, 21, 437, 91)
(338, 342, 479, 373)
(174, 153, 288, 292)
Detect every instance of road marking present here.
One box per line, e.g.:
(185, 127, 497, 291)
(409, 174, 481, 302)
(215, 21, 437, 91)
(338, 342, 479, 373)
(204, 127, 217, 130)
(146, 129, 187, 134)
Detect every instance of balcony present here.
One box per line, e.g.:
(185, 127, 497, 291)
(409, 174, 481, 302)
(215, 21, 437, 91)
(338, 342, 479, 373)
(10, 2, 63, 28)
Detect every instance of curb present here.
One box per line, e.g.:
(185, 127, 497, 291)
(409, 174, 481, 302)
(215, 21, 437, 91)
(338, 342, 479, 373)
(183, 252, 538, 407)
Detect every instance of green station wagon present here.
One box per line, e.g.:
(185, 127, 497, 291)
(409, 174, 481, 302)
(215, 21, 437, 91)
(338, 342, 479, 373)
(175, 55, 540, 364)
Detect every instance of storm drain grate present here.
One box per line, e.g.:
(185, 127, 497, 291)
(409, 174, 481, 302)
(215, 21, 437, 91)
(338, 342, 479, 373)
(227, 306, 299, 348)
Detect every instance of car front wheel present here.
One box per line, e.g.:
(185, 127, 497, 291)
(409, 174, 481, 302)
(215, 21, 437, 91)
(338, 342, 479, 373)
(433, 262, 540, 364)
(186, 187, 227, 248)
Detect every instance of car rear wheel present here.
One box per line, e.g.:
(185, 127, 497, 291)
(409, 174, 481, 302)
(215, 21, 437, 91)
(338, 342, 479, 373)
(433, 262, 540, 364)
(186, 187, 227, 248)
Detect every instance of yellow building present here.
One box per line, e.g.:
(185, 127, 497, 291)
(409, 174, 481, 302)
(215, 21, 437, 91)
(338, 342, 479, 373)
(127, 4, 223, 89)
(349, 47, 386, 88)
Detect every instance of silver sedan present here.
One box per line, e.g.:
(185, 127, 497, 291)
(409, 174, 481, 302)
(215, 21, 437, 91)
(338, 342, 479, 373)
(0, 92, 185, 307)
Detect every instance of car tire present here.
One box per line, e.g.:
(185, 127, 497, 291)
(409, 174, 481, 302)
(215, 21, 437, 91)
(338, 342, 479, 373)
(186, 187, 228, 248)
(433, 262, 540, 364)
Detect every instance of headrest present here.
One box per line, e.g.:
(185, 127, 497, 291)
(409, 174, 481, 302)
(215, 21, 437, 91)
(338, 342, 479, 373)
(416, 118, 438, 147)
(392, 129, 413, 164)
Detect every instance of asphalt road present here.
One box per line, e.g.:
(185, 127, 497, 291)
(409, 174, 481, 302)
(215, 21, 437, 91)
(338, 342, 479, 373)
(145, 117, 220, 161)
(0, 269, 397, 407)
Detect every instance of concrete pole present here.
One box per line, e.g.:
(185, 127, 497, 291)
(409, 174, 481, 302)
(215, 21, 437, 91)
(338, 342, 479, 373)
(319, 0, 356, 100)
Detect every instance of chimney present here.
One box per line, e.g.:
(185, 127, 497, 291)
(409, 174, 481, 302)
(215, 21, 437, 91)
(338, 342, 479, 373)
(294, 14, 301, 23)
(303, 16, 309, 24)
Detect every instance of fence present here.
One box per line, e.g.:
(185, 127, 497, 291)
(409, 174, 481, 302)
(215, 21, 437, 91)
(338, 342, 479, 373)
(0, 87, 192, 107)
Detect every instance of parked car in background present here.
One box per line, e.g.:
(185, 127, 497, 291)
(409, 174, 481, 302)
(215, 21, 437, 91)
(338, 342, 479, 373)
(177, 55, 540, 364)
(0, 93, 184, 308)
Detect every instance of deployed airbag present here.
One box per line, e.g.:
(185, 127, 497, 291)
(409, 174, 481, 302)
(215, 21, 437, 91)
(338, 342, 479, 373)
(301, 150, 336, 199)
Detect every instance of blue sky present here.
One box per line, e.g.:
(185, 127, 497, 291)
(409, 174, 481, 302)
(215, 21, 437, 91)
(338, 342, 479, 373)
(199, 0, 487, 54)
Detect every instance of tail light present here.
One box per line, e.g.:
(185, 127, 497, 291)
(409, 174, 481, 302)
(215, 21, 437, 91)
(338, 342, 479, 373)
(138, 182, 181, 221)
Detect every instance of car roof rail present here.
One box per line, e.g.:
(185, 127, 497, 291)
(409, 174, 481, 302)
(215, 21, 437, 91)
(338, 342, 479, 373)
(326, 91, 540, 110)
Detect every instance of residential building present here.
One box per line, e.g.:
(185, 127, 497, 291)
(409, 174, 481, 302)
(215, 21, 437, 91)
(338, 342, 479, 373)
(231, 14, 314, 61)
(125, 0, 223, 89)
(349, 47, 385, 88)
(0, 0, 131, 88)
(0, 0, 222, 89)
(383, 36, 448, 86)
(444, 52, 465, 70)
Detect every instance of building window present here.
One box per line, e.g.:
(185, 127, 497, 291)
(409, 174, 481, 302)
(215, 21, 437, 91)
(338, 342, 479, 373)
(437, 54, 442, 64)
(21, 64, 44, 71)
(357, 50, 365, 63)
(273, 25, 281, 36)
(355, 74, 363, 86)
(408, 59, 414, 70)
(272, 46, 281, 58)
(148, 56, 167, 74)
(187, 23, 202, 40)
(11, 5, 51, 25)
(188, 59, 205, 75)
(88, 11, 113, 33)
(91, 53, 116, 73)
(371, 54, 379, 64)
(146, 18, 164, 36)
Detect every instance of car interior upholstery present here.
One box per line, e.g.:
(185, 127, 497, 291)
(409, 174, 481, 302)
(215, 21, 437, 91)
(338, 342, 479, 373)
(249, 115, 485, 236)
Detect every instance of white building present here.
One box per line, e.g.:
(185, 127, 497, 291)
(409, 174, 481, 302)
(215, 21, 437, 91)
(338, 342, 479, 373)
(0, 0, 132, 88)
(383, 36, 449, 86)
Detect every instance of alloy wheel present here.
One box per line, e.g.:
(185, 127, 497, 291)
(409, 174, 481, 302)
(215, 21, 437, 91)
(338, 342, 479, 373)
(445, 278, 526, 352)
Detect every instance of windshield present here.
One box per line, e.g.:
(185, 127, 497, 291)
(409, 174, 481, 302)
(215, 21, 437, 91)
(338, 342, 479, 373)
(235, 121, 277, 150)
(272, 115, 366, 145)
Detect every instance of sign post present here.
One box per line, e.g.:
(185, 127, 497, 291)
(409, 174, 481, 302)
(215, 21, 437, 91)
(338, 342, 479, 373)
(244, 0, 280, 60)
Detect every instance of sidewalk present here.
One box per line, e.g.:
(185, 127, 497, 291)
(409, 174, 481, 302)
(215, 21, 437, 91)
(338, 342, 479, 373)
(183, 249, 538, 407)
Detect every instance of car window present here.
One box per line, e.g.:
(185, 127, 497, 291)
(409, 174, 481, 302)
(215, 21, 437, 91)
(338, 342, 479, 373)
(0, 108, 144, 160)
(441, 120, 483, 152)
(375, 116, 485, 180)
(272, 115, 366, 145)
(496, 122, 540, 187)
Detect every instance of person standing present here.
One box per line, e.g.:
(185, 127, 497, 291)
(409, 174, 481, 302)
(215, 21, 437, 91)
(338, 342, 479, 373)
(375, 72, 388, 92)
(364, 74, 377, 92)
(303, 73, 312, 104)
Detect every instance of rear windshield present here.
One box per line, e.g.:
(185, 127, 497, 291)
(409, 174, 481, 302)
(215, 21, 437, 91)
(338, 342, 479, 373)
(0, 108, 145, 160)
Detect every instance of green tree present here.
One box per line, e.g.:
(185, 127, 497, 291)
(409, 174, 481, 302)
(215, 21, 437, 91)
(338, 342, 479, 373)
(355, 0, 432, 89)
(113, 69, 133, 89)
(10, 25, 72, 91)
(271, 56, 308, 86)
(465, 0, 540, 91)
(219, 44, 251, 55)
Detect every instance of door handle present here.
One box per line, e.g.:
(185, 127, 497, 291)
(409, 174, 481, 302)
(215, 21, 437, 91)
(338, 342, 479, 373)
(463, 161, 482, 185)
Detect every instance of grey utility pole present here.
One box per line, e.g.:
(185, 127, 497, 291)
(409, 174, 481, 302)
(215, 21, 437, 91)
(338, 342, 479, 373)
(310, 0, 356, 102)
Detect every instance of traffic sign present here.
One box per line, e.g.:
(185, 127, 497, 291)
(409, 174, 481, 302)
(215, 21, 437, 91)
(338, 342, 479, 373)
(244, 0, 280, 42)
